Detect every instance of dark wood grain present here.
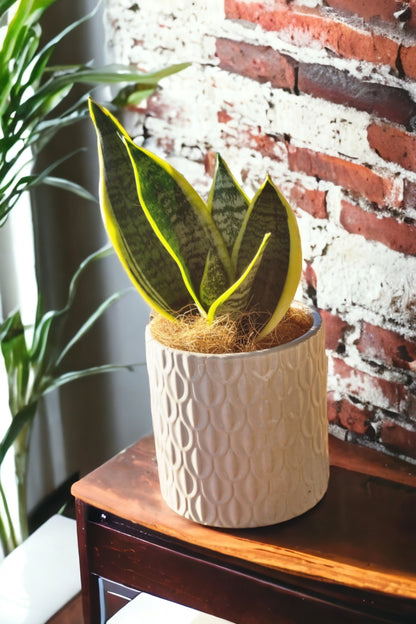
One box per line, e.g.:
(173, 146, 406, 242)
(72, 434, 416, 601)
(45, 594, 83, 624)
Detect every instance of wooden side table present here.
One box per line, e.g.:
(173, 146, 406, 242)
(71, 435, 416, 623)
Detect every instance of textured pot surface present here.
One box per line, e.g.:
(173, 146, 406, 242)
(146, 305, 328, 528)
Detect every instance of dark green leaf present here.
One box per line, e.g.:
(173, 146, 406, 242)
(89, 99, 191, 317)
(127, 136, 232, 312)
(208, 154, 249, 257)
(232, 177, 302, 335)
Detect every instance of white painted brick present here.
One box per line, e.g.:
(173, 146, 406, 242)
(310, 225, 416, 336)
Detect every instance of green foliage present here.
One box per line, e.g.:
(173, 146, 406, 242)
(0, 246, 135, 553)
(0, 0, 189, 224)
(90, 100, 303, 339)
(0, 0, 189, 554)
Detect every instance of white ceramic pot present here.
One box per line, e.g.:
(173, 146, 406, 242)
(145, 304, 328, 529)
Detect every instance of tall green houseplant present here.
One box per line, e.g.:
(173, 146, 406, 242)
(0, 0, 188, 555)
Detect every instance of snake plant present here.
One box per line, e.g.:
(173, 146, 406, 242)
(90, 100, 302, 340)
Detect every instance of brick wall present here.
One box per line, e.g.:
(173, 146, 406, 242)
(106, 0, 416, 463)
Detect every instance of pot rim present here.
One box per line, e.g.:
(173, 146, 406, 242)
(146, 301, 322, 360)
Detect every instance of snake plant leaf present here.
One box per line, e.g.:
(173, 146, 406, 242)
(199, 249, 232, 309)
(207, 233, 271, 322)
(232, 176, 302, 338)
(207, 153, 249, 256)
(89, 99, 191, 319)
(125, 137, 233, 314)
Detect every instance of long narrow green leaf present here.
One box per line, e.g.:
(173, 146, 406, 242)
(42, 176, 96, 201)
(115, 86, 157, 107)
(207, 233, 271, 322)
(0, 0, 53, 67)
(29, 246, 113, 363)
(199, 249, 232, 309)
(19, 147, 86, 191)
(126, 137, 233, 313)
(0, 0, 17, 18)
(207, 154, 249, 257)
(48, 62, 191, 88)
(232, 177, 302, 337)
(42, 363, 144, 396)
(89, 99, 191, 318)
(55, 288, 130, 368)
(0, 403, 37, 469)
(0, 311, 30, 414)
(16, 82, 73, 128)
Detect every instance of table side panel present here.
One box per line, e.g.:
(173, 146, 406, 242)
(83, 513, 414, 624)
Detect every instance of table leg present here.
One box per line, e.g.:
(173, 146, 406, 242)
(75, 499, 102, 623)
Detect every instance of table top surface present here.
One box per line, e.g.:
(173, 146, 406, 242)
(72, 434, 416, 601)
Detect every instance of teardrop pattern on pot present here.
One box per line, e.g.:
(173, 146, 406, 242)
(145, 307, 329, 529)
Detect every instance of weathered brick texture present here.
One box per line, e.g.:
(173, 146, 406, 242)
(325, 1, 413, 28)
(106, 0, 416, 463)
(224, 1, 400, 68)
(340, 200, 416, 255)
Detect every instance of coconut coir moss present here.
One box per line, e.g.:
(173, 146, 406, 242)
(150, 304, 313, 354)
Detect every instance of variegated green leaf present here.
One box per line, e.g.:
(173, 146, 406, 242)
(207, 233, 271, 322)
(232, 177, 302, 337)
(207, 154, 249, 256)
(199, 249, 231, 309)
(89, 99, 191, 319)
(126, 138, 233, 314)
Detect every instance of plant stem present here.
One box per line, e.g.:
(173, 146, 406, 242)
(0, 480, 19, 556)
(13, 411, 35, 546)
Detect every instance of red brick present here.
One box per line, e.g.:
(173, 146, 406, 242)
(399, 44, 416, 81)
(320, 309, 351, 351)
(403, 179, 416, 210)
(249, 133, 287, 161)
(326, 1, 416, 31)
(303, 262, 317, 291)
(325, 0, 407, 26)
(219, 125, 289, 163)
(217, 109, 233, 124)
(224, 1, 399, 68)
(332, 357, 408, 413)
(327, 393, 338, 424)
(298, 63, 416, 126)
(338, 399, 375, 435)
(204, 150, 217, 177)
(381, 420, 416, 459)
(367, 121, 416, 173)
(216, 38, 296, 90)
(340, 200, 416, 255)
(286, 184, 327, 219)
(357, 321, 416, 371)
(287, 144, 403, 207)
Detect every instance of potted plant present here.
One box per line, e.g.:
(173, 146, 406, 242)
(89, 99, 329, 529)
(0, 0, 189, 555)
